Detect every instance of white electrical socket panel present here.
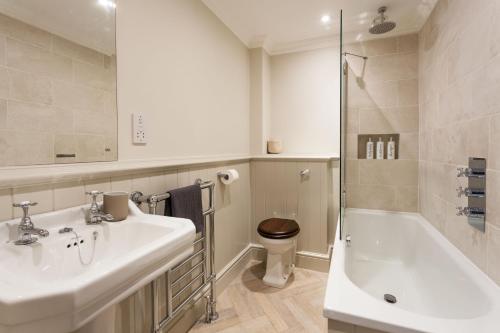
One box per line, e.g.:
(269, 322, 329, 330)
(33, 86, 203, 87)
(132, 113, 147, 144)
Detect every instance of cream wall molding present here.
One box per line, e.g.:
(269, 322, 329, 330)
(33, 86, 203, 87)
(0, 155, 338, 189)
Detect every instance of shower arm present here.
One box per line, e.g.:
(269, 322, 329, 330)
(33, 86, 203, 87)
(343, 52, 368, 60)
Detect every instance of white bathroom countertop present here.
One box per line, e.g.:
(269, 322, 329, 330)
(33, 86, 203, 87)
(0, 154, 339, 188)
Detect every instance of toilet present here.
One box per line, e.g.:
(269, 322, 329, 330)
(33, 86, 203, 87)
(257, 218, 300, 288)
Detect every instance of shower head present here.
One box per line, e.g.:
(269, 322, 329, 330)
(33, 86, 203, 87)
(369, 6, 396, 34)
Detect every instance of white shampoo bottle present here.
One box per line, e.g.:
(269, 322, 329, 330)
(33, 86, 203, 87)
(387, 137, 396, 160)
(376, 137, 384, 160)
(366, 138, 374, 159)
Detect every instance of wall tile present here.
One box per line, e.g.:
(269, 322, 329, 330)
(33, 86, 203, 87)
(0, 130, 54, 166)
(74, 60, 113, 91)
(0, 13, 51, 49)
(54, 182, 86, 210)
(0, 68, 9, 99)
(6, 38, 73, 81)
(12, 185, 53, 217)
(398, 34, 418, 53)
(398, 79, 419, 106)
(359, 107, 418, 134)
(0, 188, 12, 221)
(7, 101, 73, 133)
(360, 37, 398, 56)
(74, 109, 114, 136)
(399, 133, 419, 160)
(419, 0, 500, 285)
(395, 186, 418, 212)
(0, 99, 6, 129)
(76, 134, 106, 162)
(0, 14, 116, 166)
(346, 108, 359, 134)
(8, 69, 52, 105)
(359, 160, 418, 187)
(346, 184, 396, 211)
(111, 176, 133, 194)
(487, 224, 500, 284)
(52, 35, 104, 67)
(345, 159, 358, 184)
(445, 203, 487, 271)
(52, 81, 106, 112)
(486, 170, 500, 228)
(84, 179, 111, 203)
(489, 114, 500, 170)
(54, 134, 78, 164)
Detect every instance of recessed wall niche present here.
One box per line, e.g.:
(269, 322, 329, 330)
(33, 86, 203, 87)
(0, 0, 117, 166)
(357, 134, 400, 160)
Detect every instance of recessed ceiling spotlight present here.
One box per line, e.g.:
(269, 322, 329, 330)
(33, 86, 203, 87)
(98, 0, 116, 9)
(321, 15, 332, 24)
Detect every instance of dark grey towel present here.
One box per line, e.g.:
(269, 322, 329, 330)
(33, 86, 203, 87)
(164, 185, 204, 234)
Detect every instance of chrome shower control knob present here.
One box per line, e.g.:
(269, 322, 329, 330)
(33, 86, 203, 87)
(456, 186, 469, 198)
(456, 206, 469, 216)
(457, 167, 471, 177)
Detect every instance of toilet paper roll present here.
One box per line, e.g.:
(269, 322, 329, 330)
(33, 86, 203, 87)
(218, 169, 240, 185)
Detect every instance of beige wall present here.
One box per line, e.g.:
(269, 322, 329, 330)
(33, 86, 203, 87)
(251, 160, 334, 254)
(419, 0, 500, 285)
(116, 0, 250, 161)
(345, 34, 419, 212)
(0, 161, 251, 273)
(249, 48, 271, 155)
(269, 47, 340, 155)
(0, 13, 117, 166)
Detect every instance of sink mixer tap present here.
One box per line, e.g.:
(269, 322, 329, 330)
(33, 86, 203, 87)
(13, 201, 49, 245)
(85, 191, 114, 224)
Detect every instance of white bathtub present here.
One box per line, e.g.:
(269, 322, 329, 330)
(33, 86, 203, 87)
(323, 209, 500, 333)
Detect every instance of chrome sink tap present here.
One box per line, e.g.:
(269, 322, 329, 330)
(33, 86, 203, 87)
(13, 201, 49, 245)
(85, 191, 114, 224)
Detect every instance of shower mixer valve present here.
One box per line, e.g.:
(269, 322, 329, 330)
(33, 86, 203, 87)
(456, 158, 486, 232)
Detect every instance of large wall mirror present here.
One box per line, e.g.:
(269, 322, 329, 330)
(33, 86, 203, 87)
(0, 0, 117, 166)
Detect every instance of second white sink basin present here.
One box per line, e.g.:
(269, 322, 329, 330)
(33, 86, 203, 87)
(0, 201, 196, 333)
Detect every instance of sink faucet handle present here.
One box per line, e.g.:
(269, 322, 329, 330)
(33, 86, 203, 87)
(85, 190, 103, 197)
(13, 201, 37, 219)
(13, 201, 38, 208)
(86, 191, 103, 206)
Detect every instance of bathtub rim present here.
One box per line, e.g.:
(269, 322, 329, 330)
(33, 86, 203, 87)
(323, 208, 500, 333)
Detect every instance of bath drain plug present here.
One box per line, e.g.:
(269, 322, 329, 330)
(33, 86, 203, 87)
(384, 294, 397, 304)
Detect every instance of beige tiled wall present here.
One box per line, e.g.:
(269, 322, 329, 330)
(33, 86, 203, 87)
(0, 13, 117, 166)
(0, 162, 251, 273)
(345, 34, 419, 212)
(419, 0, 500, 285)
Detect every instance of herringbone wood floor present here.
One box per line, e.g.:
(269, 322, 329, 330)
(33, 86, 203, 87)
(189, 260, 328, 333)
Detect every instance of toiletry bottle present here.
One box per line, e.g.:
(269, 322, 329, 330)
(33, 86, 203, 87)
(376, 137, 384, 160)
(366, 138, 374, 160)
(387, 137, 395, 160)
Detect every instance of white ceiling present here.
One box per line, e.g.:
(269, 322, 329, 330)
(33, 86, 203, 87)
(0, 0, 116, 55)
(202, 0, 437, 55)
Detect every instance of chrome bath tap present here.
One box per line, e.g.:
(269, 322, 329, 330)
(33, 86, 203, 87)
(13, 201, 49, 245)
(85, 191, 114, 224)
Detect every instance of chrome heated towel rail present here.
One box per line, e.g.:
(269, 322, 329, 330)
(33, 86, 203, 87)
(131, 179, 218, 333)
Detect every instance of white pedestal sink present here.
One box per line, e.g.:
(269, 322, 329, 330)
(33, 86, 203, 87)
(0, 201, 196, 333)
